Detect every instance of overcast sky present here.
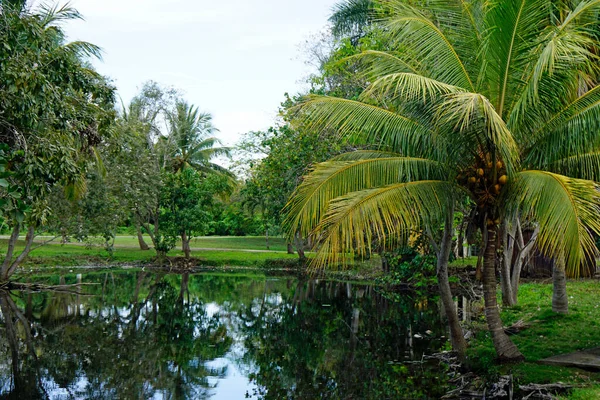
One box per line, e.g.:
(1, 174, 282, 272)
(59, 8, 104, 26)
(63, 0, 339, 146)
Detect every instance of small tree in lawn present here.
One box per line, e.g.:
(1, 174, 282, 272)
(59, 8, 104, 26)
(160, 168, 230, 259)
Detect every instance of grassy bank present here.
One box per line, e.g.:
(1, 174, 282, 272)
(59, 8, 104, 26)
(467, 280, 600, 398)
(0, 235, 298, 273)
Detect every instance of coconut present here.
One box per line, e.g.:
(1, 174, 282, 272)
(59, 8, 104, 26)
(477, 168, 484, 176)
(499, 175, 508, 185)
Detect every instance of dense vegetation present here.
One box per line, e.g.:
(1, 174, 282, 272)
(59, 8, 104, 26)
(2, 0, 600, 397)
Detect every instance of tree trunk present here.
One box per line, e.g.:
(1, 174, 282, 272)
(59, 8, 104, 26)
(140, 221, 158, 248)
(381, 254, 389, 273)
(500, 218, 539, 306)
(294, 232, 307, 262)
(552, 260, 568, 314)
(1, 225, 35, 280)
(1, 225, 21, 279)
(136, 222, 150, 250)
(181, 232, 191, 259)
(510, 224, 539, 304)
(265, 228, 270, 250)
(436, 212, 468, 358)
(179, 273, 190, 302)
(456, 218, 466, 258)
(482, 224, 524, 361)
(286, 243, 294, 254)
(500, 221, 516, 306)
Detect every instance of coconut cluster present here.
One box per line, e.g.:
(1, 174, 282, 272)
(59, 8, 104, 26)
(458, 155, 508, 218)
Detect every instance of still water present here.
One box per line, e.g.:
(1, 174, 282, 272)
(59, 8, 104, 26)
(0, 271, 451, 399)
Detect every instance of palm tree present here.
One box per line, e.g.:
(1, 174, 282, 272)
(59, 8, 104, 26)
(284, 0, 600, 361)
(329, 0, 375, 42)
(163, 101, 234, 257)
(165, 101, 232, 177)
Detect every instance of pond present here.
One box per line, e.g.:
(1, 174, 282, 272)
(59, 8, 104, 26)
(0, 271, 452, 399)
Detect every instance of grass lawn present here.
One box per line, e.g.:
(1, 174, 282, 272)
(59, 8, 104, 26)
(0, 237, 298, 272)
(450, 256, 478, 268)
(24, 235, 289, 251)
(467, 280, 600, 397)
(110, 235, 288, 251)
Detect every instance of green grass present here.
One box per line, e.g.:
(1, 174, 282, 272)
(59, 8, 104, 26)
(25, 235, 289, 251)
(559, 386, 600, 399)
(450, 256, 478, 268)
(467, 280, 600, 397)
(0, 237, 298, 272)
(189, 236, 288, 251)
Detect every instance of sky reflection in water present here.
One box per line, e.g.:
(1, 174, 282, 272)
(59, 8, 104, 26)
(0, 271, 450, 399)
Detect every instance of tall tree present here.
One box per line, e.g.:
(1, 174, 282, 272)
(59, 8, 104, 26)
(113, 82, 177, 251)
(285, 0, 600, 361)
(0, 1, 115, 280)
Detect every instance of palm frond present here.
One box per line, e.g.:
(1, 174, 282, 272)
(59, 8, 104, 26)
(508, 170, 600, 276)
(561, 0, 600, 28)
(548, 151, 600, 181)
(362, 72, 464, 104)
(329, 0, 374, 39)
(291, 95, 437, 158)
(309, 181, 453, 269)
(37, 2, 83, 26)
(340, 50, 420, 77)
(61, 41, 103, 60)
(189, 146, 232, 162)
(330, 150, 402, 160)
(377, 0, 476, 90)
(507, 1, 600, 127)
(283, 155, 446, 239)
(483, 0, 550, 116)
(524, 85, 600, 167)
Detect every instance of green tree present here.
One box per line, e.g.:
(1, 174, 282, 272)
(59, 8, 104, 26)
(241, 123, 347, 254)
(0, 1, 115, 280)
(112, 82, 177, 251)
(285, 0, 600, 361)
(160, 169, 231, 259)
(164, 101, 232, 177)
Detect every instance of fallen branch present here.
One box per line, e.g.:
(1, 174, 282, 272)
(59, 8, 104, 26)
(3, 281, 99, 295)
(519, 383, 574, 399)
(504, 319, 531, 335)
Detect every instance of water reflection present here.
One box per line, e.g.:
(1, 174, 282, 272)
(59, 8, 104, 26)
(0, 272, 451, 399)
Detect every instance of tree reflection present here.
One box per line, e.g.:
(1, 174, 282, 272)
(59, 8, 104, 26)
(0, 273, 452, 399)
(240, 280, 451, 399)
(0, 273, 233, 399)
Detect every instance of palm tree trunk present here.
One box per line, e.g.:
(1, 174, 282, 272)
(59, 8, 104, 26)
(552, 259, 568, 314)
(482, 224, 524, 361)
(436, 212, 467, 358)
(286, 242, 294, 254)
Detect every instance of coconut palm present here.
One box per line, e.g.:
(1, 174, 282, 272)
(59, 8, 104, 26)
(284, 0, 600, 361)
(329, 0, 375, 41)
(165, 101, 232, 178)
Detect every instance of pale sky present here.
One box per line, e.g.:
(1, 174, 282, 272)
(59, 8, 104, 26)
(63, 0, 339, 146)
